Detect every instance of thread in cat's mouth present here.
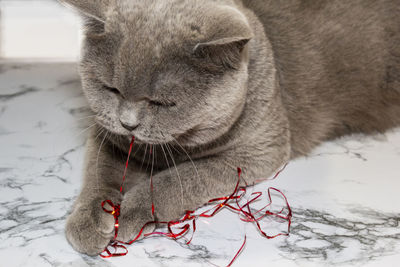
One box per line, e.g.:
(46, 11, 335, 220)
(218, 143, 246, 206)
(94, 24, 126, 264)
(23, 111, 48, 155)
(130, 134, 171, 145)
(94, 118, 179, 145)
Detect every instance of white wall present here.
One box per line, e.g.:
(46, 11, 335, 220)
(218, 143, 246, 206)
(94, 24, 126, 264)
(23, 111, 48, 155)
(0, 0, 82, 61)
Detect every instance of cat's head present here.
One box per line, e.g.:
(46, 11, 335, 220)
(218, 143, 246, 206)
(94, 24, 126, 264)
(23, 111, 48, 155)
(61, 0, 253, 146)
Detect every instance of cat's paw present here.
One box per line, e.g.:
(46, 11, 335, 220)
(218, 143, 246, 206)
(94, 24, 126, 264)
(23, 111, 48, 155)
(117, 204, 155, 243)
(65, 198, 120, 256)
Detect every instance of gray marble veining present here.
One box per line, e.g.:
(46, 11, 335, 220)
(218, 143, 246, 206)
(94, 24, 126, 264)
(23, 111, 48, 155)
(0, 63, 399, 267)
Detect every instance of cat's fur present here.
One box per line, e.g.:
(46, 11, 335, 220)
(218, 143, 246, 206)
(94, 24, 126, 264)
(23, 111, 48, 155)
(60, 0, 400, 255)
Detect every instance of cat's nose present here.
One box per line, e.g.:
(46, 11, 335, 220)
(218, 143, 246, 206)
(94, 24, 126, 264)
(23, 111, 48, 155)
(120, 120, 139, 131)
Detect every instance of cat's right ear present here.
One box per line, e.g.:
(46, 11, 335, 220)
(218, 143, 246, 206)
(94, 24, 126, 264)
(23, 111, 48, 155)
(58, 0, 109, 22)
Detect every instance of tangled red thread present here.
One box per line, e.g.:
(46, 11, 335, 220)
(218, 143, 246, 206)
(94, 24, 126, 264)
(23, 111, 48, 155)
(100, 137, 292, 266)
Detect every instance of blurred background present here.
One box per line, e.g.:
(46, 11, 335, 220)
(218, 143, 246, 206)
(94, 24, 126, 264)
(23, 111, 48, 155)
(0, 0, 81, 61)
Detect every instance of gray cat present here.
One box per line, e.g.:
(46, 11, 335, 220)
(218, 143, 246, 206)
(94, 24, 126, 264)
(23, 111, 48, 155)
(60, 0, 400, 255)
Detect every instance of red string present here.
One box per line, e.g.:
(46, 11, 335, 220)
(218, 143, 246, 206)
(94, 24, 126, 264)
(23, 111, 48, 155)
(100, 137, 292, 266)
(119, 137, 135, 193)
(227, 235, 246, 267)
(101, 200, 121, 242)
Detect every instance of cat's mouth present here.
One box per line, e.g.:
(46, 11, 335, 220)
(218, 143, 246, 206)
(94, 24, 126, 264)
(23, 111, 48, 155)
(95, 117, 202, 146)
(131, 132, 174, 145)
(133, 136, 166, 145)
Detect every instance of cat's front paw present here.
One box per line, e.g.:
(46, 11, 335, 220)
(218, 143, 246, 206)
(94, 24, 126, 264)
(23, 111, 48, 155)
(65, 198, 120, 256)
(117, 204, 155, 243)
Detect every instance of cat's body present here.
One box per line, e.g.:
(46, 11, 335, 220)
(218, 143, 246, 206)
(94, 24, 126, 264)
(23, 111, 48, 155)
(245, 0, 400, 156)
(60, 0, 400, 255)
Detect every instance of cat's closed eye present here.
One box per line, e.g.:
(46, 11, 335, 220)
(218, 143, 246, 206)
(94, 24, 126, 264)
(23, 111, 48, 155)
(148, 99, 176, 107)
(103, 83, 176, 107)
(104, 85, 121, 95)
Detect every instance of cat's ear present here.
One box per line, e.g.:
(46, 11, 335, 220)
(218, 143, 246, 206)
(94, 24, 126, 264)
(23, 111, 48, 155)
(192, 11, 253, 72)
(58, 0, 109, 22)
(193, 36, 251, 72)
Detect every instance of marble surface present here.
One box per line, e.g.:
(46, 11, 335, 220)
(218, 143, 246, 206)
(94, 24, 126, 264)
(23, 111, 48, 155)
(0, 63, 399, 267)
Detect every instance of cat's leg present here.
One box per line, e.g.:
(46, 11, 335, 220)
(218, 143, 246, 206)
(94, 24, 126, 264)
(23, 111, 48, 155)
(65, 131, 146, 255)
(117, 144, 289, 242)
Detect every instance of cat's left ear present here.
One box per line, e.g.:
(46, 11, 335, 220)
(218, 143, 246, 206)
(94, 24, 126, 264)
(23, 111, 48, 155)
(193, 37, 251, 71)
(58, 0, 109, 22)
(193, 7, 253, 72)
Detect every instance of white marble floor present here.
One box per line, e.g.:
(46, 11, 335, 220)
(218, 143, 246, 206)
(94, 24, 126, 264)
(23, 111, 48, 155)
(0, 63, 399, 267)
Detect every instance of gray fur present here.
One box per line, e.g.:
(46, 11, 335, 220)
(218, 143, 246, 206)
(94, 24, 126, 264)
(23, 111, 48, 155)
(59, 0, 400, 255)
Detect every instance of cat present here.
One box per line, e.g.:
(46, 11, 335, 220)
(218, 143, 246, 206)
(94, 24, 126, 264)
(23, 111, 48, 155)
(60, 0, 400, 255)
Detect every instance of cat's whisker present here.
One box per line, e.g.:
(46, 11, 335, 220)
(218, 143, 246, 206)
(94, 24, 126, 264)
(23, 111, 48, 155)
(106, 132, 115, 162)
(145, 144, 153, 172)
(94, 127, 105, 142)
(72, 122, 97, 139)
(132, 142, 143, 159)
(74, 114, 97, 122)
(96, 130, 109, 193)
(140, 144, 148, 171)
(172, 137, 200, 181)
(169, 142, 183, 156)
(150, 144, 155, 177)
(166, 143, 184, 209)
(146, 143, 156, 215)
(116, 135, 126, 161)
(172, 137, 207, 198)
(160, 144, 174, 182)
(154, 144, 158, 168)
